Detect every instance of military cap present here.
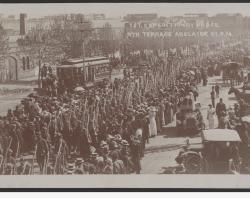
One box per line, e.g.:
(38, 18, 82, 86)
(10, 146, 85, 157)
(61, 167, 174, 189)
(75, 158, 84, 166)
(110, 140, 119, 149)
(121, 140, 129, 146)
(100, 140, 108, 148)
(89, 146, 96, 154)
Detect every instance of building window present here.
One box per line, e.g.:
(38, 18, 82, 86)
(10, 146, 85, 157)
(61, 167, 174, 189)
(26, 56, 30, 70)
(22, 57, 26, 70)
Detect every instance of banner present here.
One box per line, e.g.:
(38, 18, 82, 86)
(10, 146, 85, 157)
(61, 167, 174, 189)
(126, 31, 232, 38)
(123, 16, 239, 49)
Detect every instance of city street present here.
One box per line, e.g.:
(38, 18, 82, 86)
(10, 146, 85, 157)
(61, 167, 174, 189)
(0, 73, 242, 174)
(0, 74, 241, 174)
(141, 74, 240, 174)
(2, 3, 250, 190)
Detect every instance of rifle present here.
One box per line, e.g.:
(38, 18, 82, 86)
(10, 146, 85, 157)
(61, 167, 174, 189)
(13, 140, 20, 175)
(46, 115, 52, 142)
(0, 154, 3, 173)
(2, 137, 12, 175)
(42, 151, 49, 175)
(85, 109, 92, 144)
(53, 139, 63, 175)
(30, 144, 37, 175)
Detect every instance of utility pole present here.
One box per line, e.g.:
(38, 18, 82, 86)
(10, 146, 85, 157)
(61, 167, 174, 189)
(79, 19, 92, 83)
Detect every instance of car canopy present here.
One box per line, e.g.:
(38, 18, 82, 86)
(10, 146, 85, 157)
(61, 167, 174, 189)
(201, 129, 241, 142)
(241, 115, 250, 123)
(222, 62, 243, 70)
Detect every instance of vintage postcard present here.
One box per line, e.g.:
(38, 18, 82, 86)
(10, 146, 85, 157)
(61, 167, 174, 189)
(0, 3, 250, 189)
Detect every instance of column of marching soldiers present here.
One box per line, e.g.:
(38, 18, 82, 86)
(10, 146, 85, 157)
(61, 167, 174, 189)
(0, 45, 245, 175)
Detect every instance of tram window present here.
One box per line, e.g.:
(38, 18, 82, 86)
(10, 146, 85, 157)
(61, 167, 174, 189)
(88, 66, 92, 81)
(92, 68, 95, 81)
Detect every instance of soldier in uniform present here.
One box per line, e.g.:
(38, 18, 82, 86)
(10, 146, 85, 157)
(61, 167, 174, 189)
(111, 151, 125, 174)
(120, 140, 131, 173)
(130, 135, 141, 174)
(109, 140, 120, 160)
(8, 123, 20, 158)
(103, 158, 113, 174)
(3, 149, 15, 175)
(54, 133, 68, 174)
(74, 158, 85, 174)
(36, 133, 49, 174)
(87, 152, 98, 174)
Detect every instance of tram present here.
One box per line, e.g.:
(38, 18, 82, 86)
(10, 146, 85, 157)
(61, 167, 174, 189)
(51, 56, 111, 89)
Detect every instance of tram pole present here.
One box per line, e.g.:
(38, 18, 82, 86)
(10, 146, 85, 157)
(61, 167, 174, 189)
(82, 40, 85, 82)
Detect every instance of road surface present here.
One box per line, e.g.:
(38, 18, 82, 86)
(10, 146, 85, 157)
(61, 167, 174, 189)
(141, 75, 239, 174)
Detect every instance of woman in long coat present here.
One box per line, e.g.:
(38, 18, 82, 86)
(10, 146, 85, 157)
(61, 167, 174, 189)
(165, 100, 173, 125)
(148, 106, 157, 137)
(159, 100, 166, 128)
(155, 104, 162, 134)
(207, 104, 215, 129)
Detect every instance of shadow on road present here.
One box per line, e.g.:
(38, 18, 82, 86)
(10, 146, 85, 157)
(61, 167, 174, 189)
(209, 82, 231, 88)
(160, 166, 176, 174)
(161, 126, 177, 137)
(228, 96, 237, 101)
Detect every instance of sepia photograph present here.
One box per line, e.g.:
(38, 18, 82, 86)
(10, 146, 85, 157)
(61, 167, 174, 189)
(1, 2, 250, 190)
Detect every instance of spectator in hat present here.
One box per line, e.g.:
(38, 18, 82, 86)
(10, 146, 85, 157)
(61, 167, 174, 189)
(111, 151, 125, 174)
(109, 140, 120, 160)
(120, 140, 131, 173)
(207, 104, 215, 129)
(148, 105, 157, 137)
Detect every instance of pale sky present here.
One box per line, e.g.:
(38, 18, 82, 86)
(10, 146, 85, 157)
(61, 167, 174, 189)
(1, 3, 250, 18)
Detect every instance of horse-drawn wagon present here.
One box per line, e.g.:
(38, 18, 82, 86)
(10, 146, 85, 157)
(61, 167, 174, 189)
(222, 62, 243, 85)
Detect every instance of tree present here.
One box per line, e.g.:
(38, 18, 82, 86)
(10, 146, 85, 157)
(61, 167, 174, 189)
(0, 23, 9, 58)
(99, 23, 120, 57)
(48, 14, 93, 58)
(17, 14, 94, 87)
(17, 22, 67, 88)
(0, 24, 9, 82)
(17, 24, 66, 64)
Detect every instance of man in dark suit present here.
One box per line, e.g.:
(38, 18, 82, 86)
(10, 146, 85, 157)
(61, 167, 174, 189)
(216, 98, 227, 128)
(216, 98, 226, 118)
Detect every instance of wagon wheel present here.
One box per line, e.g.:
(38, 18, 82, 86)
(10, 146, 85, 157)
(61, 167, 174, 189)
(183, 154, 202, 174)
